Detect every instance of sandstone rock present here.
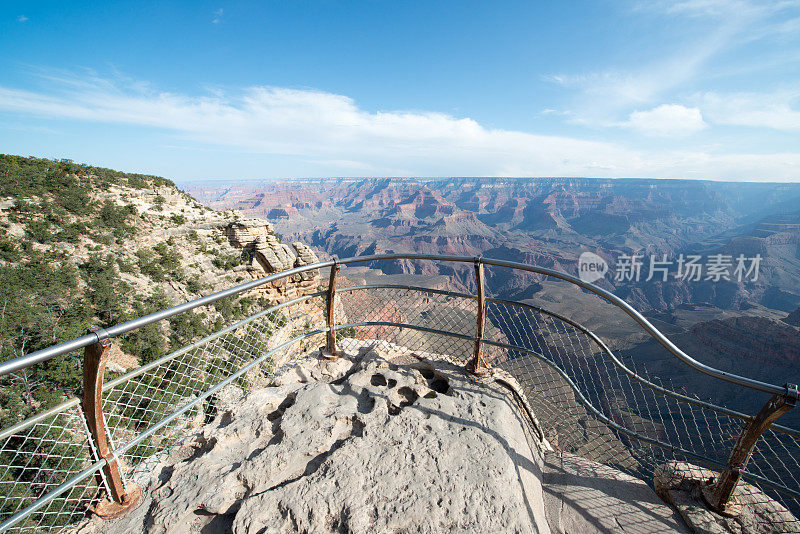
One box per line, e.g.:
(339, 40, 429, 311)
(251, 234, 295, 273)
(653, 461, 800, 533)
(224, 219, 274, 248)
(291, 242, 318, 265)
(85, 340, 706, 534)
(291, 241, 320, 280)
(106, 344, 139, 374)
(222, 219, 321, 301)
(101, 347, 552, 533)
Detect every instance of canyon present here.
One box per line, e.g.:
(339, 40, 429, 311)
(3, 158, 798, 532)
(186, 177, 800, 309)
(185, 177, 800, 425)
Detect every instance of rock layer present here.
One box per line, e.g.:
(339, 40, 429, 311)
(224, 219, 320, 301)
(224, 219, 275, 248)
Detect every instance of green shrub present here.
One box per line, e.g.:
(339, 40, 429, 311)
(56, 222, 87, 244)
(121, 290, 171, 364)
(55, 181, 92, 215)
(24, 219, 53, 243)
(168, 311, 210, 347)
(0, 233, 20, 262)
(137, 244, 183, 282)
(0, 257, 91, 420)
(80, 254, 128, 326)
(136, 249, 165, 281)
(186, 276, 204, 294)
(98, 200, 136, 237)
(211, 250, 244, 270)
(153, 195, 166, 211)
(116, 257, 136, 273)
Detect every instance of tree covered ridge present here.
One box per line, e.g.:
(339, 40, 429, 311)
(1, 154, 171, 247)
(0, 157, 288, 527)
(0, 154, 174, 198)
(0, 155, 261, 430)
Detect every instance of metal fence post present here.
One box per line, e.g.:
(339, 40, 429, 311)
(466, 257, 489, 375)
(703, 383, 797, 516)
(322, 262, 340, 359)
(82, 326, 141, 518)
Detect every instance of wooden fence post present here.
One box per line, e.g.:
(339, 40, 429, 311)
(322, 262, 340, 359)
(83, 326, 141, 518)
(703, 384, 797, 516)
(466, 258, 489, 375)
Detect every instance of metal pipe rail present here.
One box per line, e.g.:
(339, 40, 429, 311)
(0, 262, 334, 377)
(0, 253, 798, 531)
(335, 282, 800, 439)
(2, 317, 797, 531)
(0, 331, 324, 532)
(2, 253, 792, 398)
(0, 253, 792, 397)
(341, 253, 796, 397)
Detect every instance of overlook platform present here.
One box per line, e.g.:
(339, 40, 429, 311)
(0, 254, 798, 533)
(90, 342, 691, 534)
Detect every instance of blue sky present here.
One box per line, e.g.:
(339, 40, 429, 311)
(1, 1, 799, 181)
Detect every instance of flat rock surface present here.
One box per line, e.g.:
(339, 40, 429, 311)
(101, 347, 551, 533)
(543, 452, 691, 534)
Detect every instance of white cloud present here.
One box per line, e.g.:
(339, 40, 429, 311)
(0, 80, 642, 176)
(547, 0, 799, 126)
(545, 71, 660, 110)
(697, 90, 800, 131)
(623, 104, 708, 137)
(0, 74, 798, 180)
(644, 0, 799, 19)
(643, 0, 758, 18)
(17, 15, 28, 22)
(544, 33, 733, 125)
(212, 8, 223, 24)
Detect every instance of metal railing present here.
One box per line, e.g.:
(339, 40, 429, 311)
(0, 254, 798, 531)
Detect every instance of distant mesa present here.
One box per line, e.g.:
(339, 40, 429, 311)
(181, 177, 800, 315)
(691, 315, 800, 368)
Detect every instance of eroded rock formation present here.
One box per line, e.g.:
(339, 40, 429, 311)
(225, 218, 320, 301)
(224, 219, 275, 248)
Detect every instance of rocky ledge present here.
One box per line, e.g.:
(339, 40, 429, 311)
(655, 462, 800, 533)
(93, 343, 689, 533)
